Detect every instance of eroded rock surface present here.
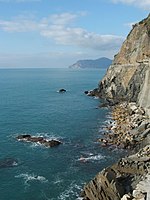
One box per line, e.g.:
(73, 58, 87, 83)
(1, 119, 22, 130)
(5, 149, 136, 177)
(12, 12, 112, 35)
(82, 144, 150, 200)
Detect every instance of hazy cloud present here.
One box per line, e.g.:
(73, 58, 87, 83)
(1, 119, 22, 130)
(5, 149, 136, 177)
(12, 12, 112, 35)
(0, 12, 124, 51)
(111, 0, 150, 10)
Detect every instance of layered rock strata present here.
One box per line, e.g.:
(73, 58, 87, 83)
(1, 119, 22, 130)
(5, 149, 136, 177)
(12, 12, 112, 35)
(82, 102, 150, 200)
(82, 145, 150, 200)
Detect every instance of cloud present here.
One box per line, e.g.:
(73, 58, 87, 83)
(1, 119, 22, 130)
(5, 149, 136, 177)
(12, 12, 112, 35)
(111, 0, 150, 10)
(0, 13, 124, 51)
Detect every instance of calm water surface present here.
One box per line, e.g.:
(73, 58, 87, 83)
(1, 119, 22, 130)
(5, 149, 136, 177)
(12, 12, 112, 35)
(0, 68, 125, 200)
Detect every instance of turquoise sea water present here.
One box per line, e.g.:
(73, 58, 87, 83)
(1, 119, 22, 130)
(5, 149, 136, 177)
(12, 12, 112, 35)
(0, 68, 124, 200)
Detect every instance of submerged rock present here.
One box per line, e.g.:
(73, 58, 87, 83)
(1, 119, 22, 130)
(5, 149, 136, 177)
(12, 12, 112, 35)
(16, 134, 62, 148)
(0, 158, 18, 169)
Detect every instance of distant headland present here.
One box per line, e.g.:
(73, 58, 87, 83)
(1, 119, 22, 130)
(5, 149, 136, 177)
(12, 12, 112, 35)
(69, 57, 112, 69)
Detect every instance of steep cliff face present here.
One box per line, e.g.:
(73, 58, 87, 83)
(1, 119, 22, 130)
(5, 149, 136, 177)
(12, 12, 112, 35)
(97, 14, 150, 116)
(113, 14, 150, 65)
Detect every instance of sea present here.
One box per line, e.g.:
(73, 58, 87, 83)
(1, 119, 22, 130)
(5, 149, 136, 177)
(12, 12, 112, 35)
(0, 68, 125, 200)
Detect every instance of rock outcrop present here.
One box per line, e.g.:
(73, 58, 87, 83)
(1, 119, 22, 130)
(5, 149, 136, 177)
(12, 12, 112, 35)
(82, 101, 150, 200)
(16, 134, 62, 148)
(95, 14, 150, 117)
(82, 144, 150, 200)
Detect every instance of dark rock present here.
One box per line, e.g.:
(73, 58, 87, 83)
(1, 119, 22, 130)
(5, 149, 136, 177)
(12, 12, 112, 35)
(16, 135, 62, 148)
(84, 91, 89, 94)
(16, 134, 31, 140)
(59, 89, 66, 93)
(28, 137, 44, 143)
(43, 140, 62, 147)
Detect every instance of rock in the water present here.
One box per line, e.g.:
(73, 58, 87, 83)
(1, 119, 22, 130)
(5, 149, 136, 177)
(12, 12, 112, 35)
(84, 91, 89, 94)
(0, 158, 18, 169)
(43, 140, 61, 147)
(85, 88, 99, 96)
(59, 89, 66, 93)
(16, 134, 31, 140)
(16, 135, 62, 148)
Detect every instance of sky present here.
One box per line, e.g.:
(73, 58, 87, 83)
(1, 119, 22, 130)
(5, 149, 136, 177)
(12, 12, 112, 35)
(0, 0, 149, 68)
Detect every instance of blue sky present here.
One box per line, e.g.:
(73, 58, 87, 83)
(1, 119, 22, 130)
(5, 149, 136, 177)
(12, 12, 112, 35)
(0, 0, 149, 68)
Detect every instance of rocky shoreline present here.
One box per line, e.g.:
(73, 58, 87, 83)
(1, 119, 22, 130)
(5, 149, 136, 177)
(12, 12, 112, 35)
(82, 14, 150, 200)
(99, 102, 150, 150)
(82, 102, 150, 200)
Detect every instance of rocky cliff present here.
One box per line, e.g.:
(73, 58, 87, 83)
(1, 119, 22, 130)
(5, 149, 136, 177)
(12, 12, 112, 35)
(96, 14, 150, 116)
(82, 14, 150, 200)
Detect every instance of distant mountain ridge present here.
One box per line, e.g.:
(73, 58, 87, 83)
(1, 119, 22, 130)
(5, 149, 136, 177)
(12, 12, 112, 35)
(69, 57, 112, 69)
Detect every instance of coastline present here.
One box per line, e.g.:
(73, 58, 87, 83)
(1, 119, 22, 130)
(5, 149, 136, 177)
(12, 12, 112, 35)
(82, 101, 150, 200)
(81, 14, 150, 200)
